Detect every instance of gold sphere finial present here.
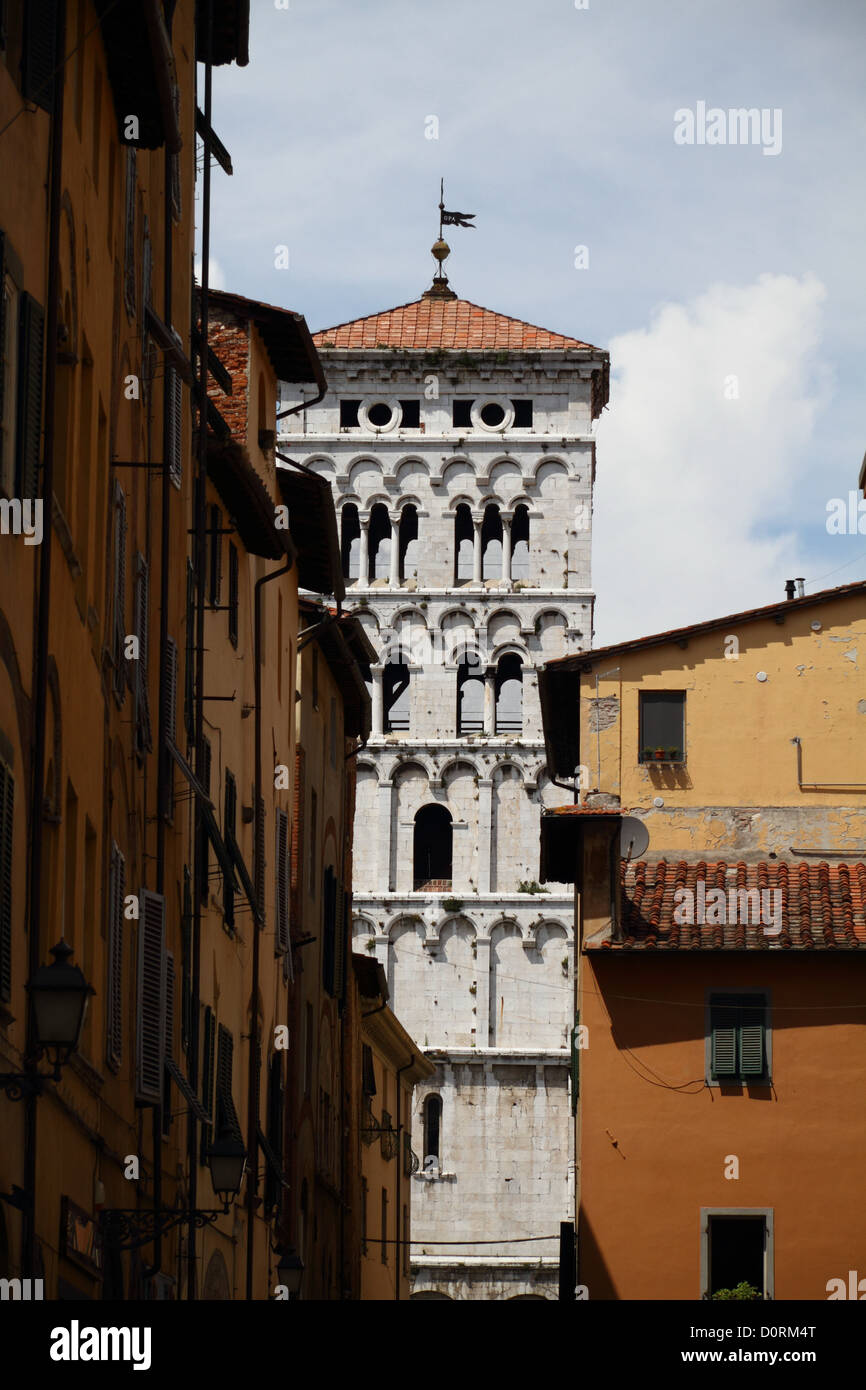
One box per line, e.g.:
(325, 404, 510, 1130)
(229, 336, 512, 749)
(431, 238, 450, 265)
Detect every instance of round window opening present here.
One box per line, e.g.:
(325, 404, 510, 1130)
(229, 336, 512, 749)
(368, 402, 394, 428)
(479, 402, 506, 428)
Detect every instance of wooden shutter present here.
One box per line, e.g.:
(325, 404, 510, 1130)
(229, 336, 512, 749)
(181, 866, 192, 1055)
(136, 889, 166, 1103)
(160, 637, 178, 820)
(216, 1023, 241, 1140)
(197, 736, 211, 903)
(223, 770, 236, 926)
(200, 1005, 216, 1161)
(162, 951, 175, 1133)
(123, 149, 136, 317)
(106, 842, 125, 1070)
(209, 505, 222, 606)
(0, 230, 7, 434)
(22, 0, 57, 113)
(0, 761, 13, 1004)
(167, 363, 182, 484)
(16, 292, 44, 498)
(275, 808, 288, 953)
(184, 558, 195, 741)
(228, 543, 238, 647)
(112, 484, 127, 704)
(133, 554, 152, 755)
(711, 1010, 738, 1078)
(739, 1003, 766, 1077)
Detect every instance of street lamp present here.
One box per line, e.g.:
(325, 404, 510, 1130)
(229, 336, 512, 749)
(276, 1246, 304, 1297)
(1, 940, 93, 1099)
(207, 1127, 247, 1212)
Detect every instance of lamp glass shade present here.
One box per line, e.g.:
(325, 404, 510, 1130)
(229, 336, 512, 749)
(277, 1249, 304, 1294)
(28, 940, 92, 1054)
(208, 1130, 246, 1201)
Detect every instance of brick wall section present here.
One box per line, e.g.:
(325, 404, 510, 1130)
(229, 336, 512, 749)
(206, 307, 250, 443)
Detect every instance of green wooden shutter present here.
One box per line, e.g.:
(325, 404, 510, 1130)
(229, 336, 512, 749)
(136, 889, 166, 1103)
(22, 0, 57, 113)
(197, 736, 211, 904)
(711, 1016, 738, 1078)
(216, 1023, 242, 1140)
(223, 769, 236, 926)
(106, 842, 125, 1069)
(0, 761, 13, 1005)
(739, 1003, 766, 1077)
(16, 292, 44, 498)
(200, 1005, 216, 1162)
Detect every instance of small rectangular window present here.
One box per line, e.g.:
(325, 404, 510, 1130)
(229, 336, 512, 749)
(707, 992, 770, 1084)
(339, 399, 360, 428)
(452, 399, 472, 428)
(398, 399, 420, 428)
(512, 399, 533, 428)
(639, 691, 686, 761)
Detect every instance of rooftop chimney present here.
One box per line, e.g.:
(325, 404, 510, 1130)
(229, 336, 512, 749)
(795, 577, 805, 598)
(785, 580, 796, 601)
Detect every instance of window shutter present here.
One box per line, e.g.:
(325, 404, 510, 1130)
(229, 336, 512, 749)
(167, 362, 183, 485)
(197, 736, 211, 903)
(123, 149, 137, 318)
(228, 543, 238, 647)
(0, 230, 7, 432)
(112, 485, 127, 704)
(275, 808, 289, 953)
(200, 1005, 216, 1162)
(184, 559, 195, 741)
(209, 505, 222, 606)
(136, 889, 166, 1103)
(255, 794, 265, 920)
(181, 866, 192, 1055)
(141, 221, 152, 384)
(16, 292, 44, 499)
(162, 951, 175, 1134)
(265, 1054, 283, 1211)
(106, 842, 125, 1070)
(739, 1004, 765, 1077)
(22, 0, 57, 112)
(133, 554, 152, 755)
(160, 637, 178, 820)
(0, 761, 13, 1005)
(711, 1016, 738, 1078)
(216, 1023, 242, 1140)
(223, 770, 237, 926)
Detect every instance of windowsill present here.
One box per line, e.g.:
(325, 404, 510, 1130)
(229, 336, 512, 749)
(639, 760, 686, 768)
(414, 1170, 456, 1183)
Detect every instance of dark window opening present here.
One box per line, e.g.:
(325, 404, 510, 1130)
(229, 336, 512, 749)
(341, 503, 360, 581)
(452, 399, 472, 428)
(383, 660, 410, 733)
(512, 399, 533, 428)
(368, 502, 391, 582)
(511, 504, 530, 581)
(707, 1215, 766, 1298)
(480, 401, 505, 428)
(398, 399, 420, 428)
(367, 401, 393, 428)
(362, 1044, 376, 1097)
(454, 503, 473, 584)
(398, 505, 419, 583)
(423, 1094, 442, 1167)
(481, 503, 502, 581)
(339, 399, 360, 428)
(413, 804, 452, 891)
(457, 658, 484, 735)
(709, 993, 769, 1083)
(495, 654, 523, 734)
(639, 690, 685, 761)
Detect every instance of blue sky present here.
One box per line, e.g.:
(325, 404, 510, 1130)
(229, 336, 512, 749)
(203, 0, 866, 643)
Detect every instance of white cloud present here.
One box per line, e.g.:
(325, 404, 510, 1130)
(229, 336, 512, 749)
(592, 273, 831, 645)
(194, 257, 227, 291)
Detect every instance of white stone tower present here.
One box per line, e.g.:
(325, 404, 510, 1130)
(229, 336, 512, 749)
(278, 255, 609, 1301)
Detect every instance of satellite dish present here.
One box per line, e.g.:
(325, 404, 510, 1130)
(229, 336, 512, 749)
(620, 816, 650, 860)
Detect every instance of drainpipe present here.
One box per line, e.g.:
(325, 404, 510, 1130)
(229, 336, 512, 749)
(248, 555, 293, 1300)
(394, 1055, 414, 1300)
(188, 0, 214, 1301)
(23, 0, 66, 1283)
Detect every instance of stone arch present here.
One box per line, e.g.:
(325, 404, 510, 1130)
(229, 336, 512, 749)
(303, 454, 337, 479)
(346, 455, 383, 492)
(490, 763, 530, 894)
(352, 912, 378, 944)
(444, 493, 475, 513)
(487, 458, 522, 493)
(533, 456, 569, 483)
(442, 761, 479, 890)
(395, 456, 430, 487)
(534, 608, 569, 661)
(437, 752, 482, 783)
(202, 1248, 232, 1300)
(340, 501, 361, 582)
(388, 753, 433, 784)
(490, 639, 530, 664)
(441, 457, 475, 491)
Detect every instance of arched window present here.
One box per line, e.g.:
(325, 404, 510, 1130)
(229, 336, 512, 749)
(413, 805, 452, 890)
(454, 504, 473, 584)
(383, 658, 410, 732)
(511, 504, 530, 581)
(398, 505, 419, 583)
(341, 504, 360, 581)
(368, 503, 390, 581)
(495, 654, 523, 734)
(456, 657, 484, 735)
(481, 503, 502, 581)
(423, 1094, 442, 1174)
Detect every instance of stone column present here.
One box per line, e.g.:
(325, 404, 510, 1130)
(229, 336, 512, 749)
(359, 516, 370, 585)
(370, 665, 383, 736)
(389, 511, 400, 587)
(483, 667, 496, 736)
(475, 935, 491, 1047)
(378, 778, 394, 892)
(472, 512, 483, 585)
(501, 512, 513, 584)
(477, 778, 493, 893)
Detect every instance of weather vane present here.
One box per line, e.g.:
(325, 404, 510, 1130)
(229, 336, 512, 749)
(423, 179, 475, 300)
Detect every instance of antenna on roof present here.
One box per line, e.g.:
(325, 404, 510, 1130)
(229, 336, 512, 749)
(422, 179, 475, 301)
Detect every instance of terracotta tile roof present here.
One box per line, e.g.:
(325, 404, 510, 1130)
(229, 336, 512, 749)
(590, 859, 866, 952)
(313, 298, 600, 352)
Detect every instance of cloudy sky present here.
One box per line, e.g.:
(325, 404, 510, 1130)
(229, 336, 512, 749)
(202, 0, 866, 645)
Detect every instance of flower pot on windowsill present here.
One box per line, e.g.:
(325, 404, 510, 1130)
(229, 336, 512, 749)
(668, 749, 681, 763)
(653, 748, 666, 761)
(642, 748, 654, 763)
